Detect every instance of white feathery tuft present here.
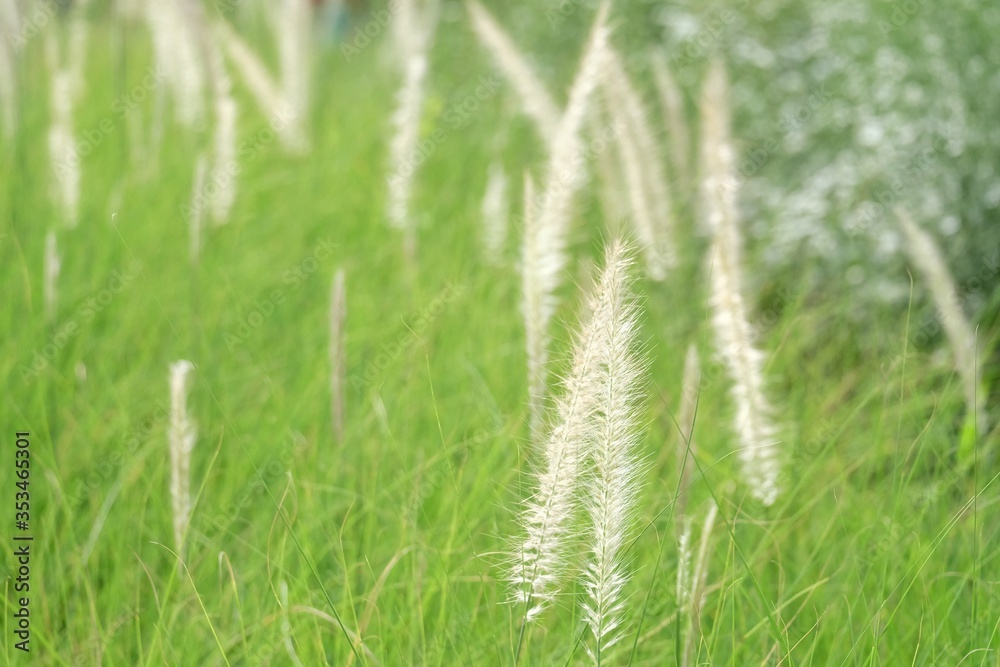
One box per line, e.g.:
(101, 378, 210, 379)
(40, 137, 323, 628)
(386, 0, 438, 258)
(520, 1, 610, 438)
(169, 360, 197, 569)
(0, 2, 16, 141)
(650, 51, 690, 188)
(215, 19, 301, 152)
(481, 159, 509, 262)
(675, 515, 692, 607)
(580, 240, 646, 663)
(521, 172, 547, 439)
(466, 1, 560, 142)
(601, 46, 676, 280)
(207, 38, 238, 225)
(511, 236, 628, 621)
(147, 0, 206, 129)
(44, 230, 60, 323)
(701, 58, 781, 506)
(896, 207, 984, 433)
(276, 0, 311, 152)
(330, 269, 347, 444)
(48, 67, 79, 227)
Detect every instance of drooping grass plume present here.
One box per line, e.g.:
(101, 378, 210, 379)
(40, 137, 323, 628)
(276, 0, 311, 151)
(466, 0, 560, 142)
(204, 33, 238, 225)
(330, 269, 346, 444)
(701, 58, 781, 506)
(145, 0, 206, 129)
(896, 207, 985, 438)
(481, 159, 509, 262)
(511, 237, 630, 623)
(46, 22, 86, 229)
(215, 17, 305, 152)
(520, 173, 547, 438)
(44, 230, 60, 323)
(580, 241, 646, 664)
(0, 0, 16, 141)
(386, 0, 438, 260)
(699, 57, 736, 240)
(601, 46, 676, 280)
(168, 360, 197, 569)
(650, 50, 690, 188)
(520, 1, 610, 438)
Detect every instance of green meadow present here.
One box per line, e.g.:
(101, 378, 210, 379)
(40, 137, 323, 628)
(2, 0, 998, 664)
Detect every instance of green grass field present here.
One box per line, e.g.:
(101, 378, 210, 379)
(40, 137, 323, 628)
(2, 1, 999, 665)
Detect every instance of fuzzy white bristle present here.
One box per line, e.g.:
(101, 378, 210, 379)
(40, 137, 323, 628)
(701, 58, 781, 506)
(169, 360, 197, 568)
(481, 160, 509, 263)
(511, 236, 631, 620)
(386, 0, 438, 258)
(896, 207, 984, 434)
(580, 241, 646, 663)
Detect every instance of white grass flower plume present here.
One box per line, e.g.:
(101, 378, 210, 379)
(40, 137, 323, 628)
(386, 0, 439, 259)
(701, 57, 781, 506)
(207, 38, 238, 225)
(511, 238, 634, 624)
(169, 360, 197, 569)
(579, 240, 647, 663)
(481, 159, 509, 262)
(896, 206, 985, 437)
(521, 1, 610, 438)
(466, 0, 560, 142)
(146, 0, 206, 129)
(601, 46, 676, 280)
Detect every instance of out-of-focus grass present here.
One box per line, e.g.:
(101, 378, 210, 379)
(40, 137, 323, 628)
(1, 2, 998, 665)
